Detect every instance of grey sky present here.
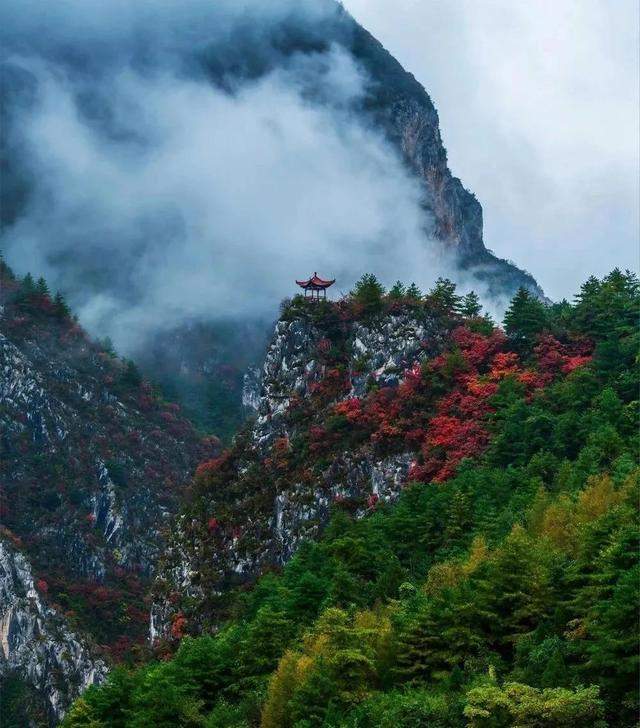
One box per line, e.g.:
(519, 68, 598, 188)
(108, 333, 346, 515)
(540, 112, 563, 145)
(345, 0, 640, 300)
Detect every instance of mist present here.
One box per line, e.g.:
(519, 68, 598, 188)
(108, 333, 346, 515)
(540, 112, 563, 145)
(345, 0, 640, 300)
(1, 0, 488, 353)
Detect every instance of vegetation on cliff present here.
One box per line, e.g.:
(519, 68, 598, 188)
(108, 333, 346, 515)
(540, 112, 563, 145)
(63, 269, 639, 727)
(0, 257, 215, 660)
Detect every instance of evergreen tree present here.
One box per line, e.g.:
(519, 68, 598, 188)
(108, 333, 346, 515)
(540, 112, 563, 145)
(21, 272, 36, 293)
(394, 605, 449, 684)
(351, 274, 386, 315)
(460, 291, 482, 317)
(405, 283, 422, 301)
(120, 360, 143, 388)
(53, 291, 71, 319)
(387, 281, 405, 301)
(36, 276, 50, 298)
(503, 288, 549, 354)
(425, 278, 461, 317)
(0, 250, 15, 280)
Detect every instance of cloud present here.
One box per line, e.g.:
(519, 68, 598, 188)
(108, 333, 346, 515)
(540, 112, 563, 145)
(1, 0, 529, 355)
(1, 38, 460, 352)
(344, 0, 640, 300)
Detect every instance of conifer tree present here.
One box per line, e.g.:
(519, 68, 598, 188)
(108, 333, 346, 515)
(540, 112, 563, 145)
(405, 283, 422, 301)
(388, 281, 405, 301)
(425, 278, 461, 317)
(352, 273, 386, 314)
(53, 291, 71, 319)
(503, 288, 549, 354)
(460, 291, 482, 317)
(394, 605, 449, 684)
(36, 276, 50, 297)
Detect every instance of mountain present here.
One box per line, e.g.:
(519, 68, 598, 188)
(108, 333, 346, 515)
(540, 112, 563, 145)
(0, 262, 217, 723)
(0, 1, 544, 449)
(62, 269, 639, 727)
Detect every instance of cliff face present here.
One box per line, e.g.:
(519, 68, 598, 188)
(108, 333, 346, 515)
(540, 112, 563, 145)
(152, 300, 458, 639)
(0, 537, 108, 724)
(0, 268, 216, 719)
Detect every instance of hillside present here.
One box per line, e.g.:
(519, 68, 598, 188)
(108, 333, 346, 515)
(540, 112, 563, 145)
(63, 270, 639, 727)
(0, 261, 217, 723)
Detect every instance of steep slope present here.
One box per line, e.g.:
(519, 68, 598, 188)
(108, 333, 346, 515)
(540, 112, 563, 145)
(65, 270, 639, 727)
(0, 536, 108, 725)
(151, 290, 459, 639)
(150, 278, 572, 642)
(197, 3, 543, 296)
(0, 263, 217, 720)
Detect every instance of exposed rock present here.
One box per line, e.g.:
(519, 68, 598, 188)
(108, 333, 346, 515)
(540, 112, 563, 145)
(242, 366, 263, 414)
(153, 307, 446, 638)
(0, 537, 107, 724)
(0, 280, 214, 719)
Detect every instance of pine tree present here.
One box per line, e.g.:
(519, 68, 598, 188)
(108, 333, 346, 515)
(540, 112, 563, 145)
(351, 273, 386, 314)
(425, 278, 461, 317)
(460, 291, 482, 317)
(388, 281, 406, 301)
(405, 283, 422, 301)
(21, 272, 36, 293)
(120, 360, 142, 388)
(394, 605, 449, 684)
(36, 276, 50, 298)
(503, 288, 549, 354)
(53, 291, 71, 319)
(0, 250, 14, 280)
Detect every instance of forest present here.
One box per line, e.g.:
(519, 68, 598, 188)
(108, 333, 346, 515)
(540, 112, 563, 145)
(56, 269, 639, 728)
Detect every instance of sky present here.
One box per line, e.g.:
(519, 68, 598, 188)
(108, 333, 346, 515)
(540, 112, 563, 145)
(345, 0, 640, 300)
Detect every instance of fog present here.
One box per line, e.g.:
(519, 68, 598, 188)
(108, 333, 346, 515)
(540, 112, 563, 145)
(345, 0, 640, 300)
(1, 0, 533, 352)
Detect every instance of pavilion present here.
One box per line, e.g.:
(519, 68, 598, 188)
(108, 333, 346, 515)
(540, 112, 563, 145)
(295, 272, 335, 302)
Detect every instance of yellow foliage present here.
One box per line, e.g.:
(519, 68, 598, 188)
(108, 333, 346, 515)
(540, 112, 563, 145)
(423, 562, 462, 596)
(463, 535, 490, 575)
(575, 474, 625, 525)
(538, 496, 575, 552)
(261, 649, 312, 728)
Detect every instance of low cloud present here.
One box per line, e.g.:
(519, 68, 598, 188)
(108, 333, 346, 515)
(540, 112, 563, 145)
(1, 0, 491, 353)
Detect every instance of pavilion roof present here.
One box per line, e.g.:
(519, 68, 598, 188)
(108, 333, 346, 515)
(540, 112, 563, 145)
(296, 272, 335, 289)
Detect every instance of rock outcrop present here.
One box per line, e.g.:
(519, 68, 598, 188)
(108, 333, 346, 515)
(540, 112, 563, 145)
(0, 537, 107, 724)
(0, 270, 214, 719)
(152, 303, 454, 638)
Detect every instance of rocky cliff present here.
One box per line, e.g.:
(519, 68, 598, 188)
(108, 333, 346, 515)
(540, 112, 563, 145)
(0, 2, 543, 471)
(0, 535, 107, 724)
(0, 265, 216, 721)
(152, 296, 462, 639)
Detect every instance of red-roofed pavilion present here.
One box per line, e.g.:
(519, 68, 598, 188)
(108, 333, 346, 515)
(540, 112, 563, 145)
(296, 272, 335, 302)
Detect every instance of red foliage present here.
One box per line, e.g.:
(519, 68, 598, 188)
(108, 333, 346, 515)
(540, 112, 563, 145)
(195, 450, 233, 480)
(367, 493, 379, 508)
(309, 367, 350, 401)
(412, 328, 550, 482)
(309, 425, 328, 453)
(534, 334, 592, 377)
(451, 326, 506, 367)
(562, 355, 592, 373)
(170, 612, 187, 640)
(137, 394, 155, 411)
(36, 578, 48, 594)
(207, 517, 220, 532)
(334, 397, 362, 423)
(489, 352, 520, 379)
(317, 338, 332, 354)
